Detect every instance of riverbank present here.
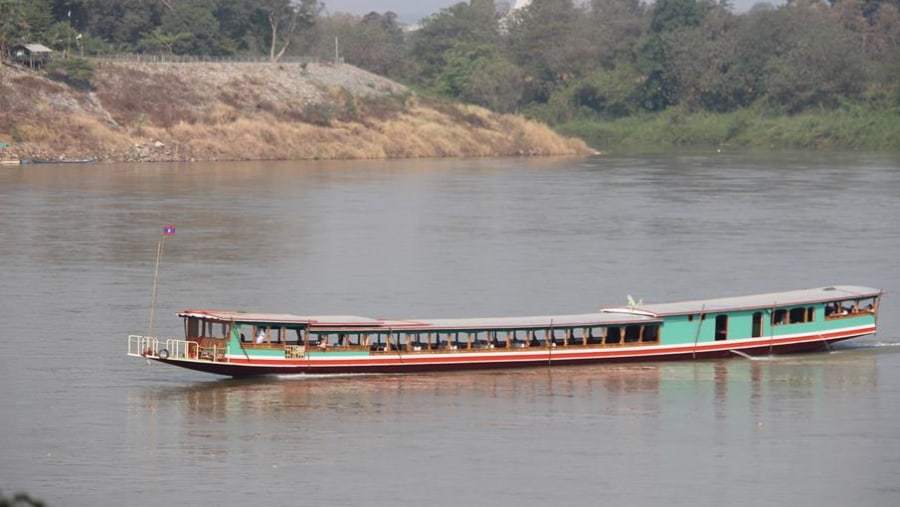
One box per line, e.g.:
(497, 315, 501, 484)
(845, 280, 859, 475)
(0, 60, 591, 162)
(557, 104, 900, 152)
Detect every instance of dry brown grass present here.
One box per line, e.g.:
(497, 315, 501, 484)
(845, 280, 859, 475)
(8, 111, 131, 158)
(0, 61, 591, 162)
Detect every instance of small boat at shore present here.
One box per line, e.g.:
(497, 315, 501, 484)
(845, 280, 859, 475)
(20, 157, 97, 164)
(127, 285, 882, 378)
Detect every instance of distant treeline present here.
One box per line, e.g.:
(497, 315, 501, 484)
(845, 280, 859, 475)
(3, 0, 899, 125)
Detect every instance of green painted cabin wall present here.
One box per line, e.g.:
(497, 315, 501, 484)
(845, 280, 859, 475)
(658, 302, 875, 345)
(225, 324, 290, 357)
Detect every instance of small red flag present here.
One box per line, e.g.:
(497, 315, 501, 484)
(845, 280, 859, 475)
(162, 224, 176, 236)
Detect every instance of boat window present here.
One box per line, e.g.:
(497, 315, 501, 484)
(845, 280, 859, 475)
(268, 327, 283, 343)
(473, 331, 490, 348)
(488, 330, 506, 348)
(408, 333, 425, 350)
(789, 307, 806, 324)
(428, 331, 452, 350)
(510, 330, 527, 348)
(825, 297, 877, 319)
(367, 332, 394, 350)
(606, 326, 621, 345)
(642, 325, 659, 343)
(253, 326, 268, 344)
(197, 321, 227, 338)
(772, 309, 788, 326)
(230, 323, 249, 342)
(624, 325, 641, 343)
(186, 317, 201, 338)
(857, 297, 877, 313)
(550, 328, 564, 346)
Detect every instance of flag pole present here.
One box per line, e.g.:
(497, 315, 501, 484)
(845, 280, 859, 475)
(148, 224, 175, 337)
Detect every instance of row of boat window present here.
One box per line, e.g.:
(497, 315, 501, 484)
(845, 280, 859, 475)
(681, 298, 876, 329)
(771, 307, 816, 326)
(768, 297, 877, 326)
(823, 298, 877, 318)
(232, 324, 661, 349)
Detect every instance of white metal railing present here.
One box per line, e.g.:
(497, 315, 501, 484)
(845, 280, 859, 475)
(129, 335, 229, 362)
(164, 339, 198, 360)
(128, 335, 160, 357)
(127, 335, 194, 360)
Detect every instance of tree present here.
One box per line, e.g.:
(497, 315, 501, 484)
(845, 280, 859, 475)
(505, 0, 589, 103)
(261, 0, 296, 61)
(410, 0, 501, 86)
(639, 0, 710, 110)
(260, 0, 320, 61)
(216, 0, 269, 53)
(322, 11, 408, 77)
(662, 3, 751, 111)
(735, 5, 866, 113)
(81, 0, 162, 49)
(543, 64, 644, 122)
(45, 56, 95, 90)
(436, 43, 523, 111)
(158, 0, 229, 55)
(137, 26, 192, 56)
(0, 0, 54, 48)
(0, 0, 26, 56)
(44, 20, 79, 56)
(589, 0, 649, 66)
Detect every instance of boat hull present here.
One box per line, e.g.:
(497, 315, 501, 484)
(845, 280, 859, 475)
(148, 330, 869, 378)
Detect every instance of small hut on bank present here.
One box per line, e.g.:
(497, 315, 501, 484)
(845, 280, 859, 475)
(11, 44, 53, 68)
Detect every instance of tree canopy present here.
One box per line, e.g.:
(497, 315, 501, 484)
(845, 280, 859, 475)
(3, 0, 898, 120)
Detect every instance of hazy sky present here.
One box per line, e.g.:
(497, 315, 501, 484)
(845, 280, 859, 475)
(321, 1, 781, 24)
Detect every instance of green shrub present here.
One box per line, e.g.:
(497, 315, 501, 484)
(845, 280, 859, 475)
(44, 58, 96, 91)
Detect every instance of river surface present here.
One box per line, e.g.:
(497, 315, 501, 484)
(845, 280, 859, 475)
(2, 152, 899, 506)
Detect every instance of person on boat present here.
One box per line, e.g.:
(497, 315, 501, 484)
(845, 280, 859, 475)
(256, 328, 266, 344)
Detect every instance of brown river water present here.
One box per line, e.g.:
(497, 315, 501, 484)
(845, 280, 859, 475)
(1, 152, 899, 506)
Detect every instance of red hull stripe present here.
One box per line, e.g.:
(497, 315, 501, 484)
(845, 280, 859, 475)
(210, 326, 874, 369)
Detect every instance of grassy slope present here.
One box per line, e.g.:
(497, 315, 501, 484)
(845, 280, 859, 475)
(0, 61, 591, 162)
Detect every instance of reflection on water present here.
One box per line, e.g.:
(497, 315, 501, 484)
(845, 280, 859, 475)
(137, 348, 882, 433)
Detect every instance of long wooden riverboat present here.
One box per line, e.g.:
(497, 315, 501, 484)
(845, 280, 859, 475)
(127, 286, 881, 378)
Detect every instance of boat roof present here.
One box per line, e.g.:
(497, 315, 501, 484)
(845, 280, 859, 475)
(178, 310, 384, 327)
(177, 309, 659, 331)
(603, 285, 882, 317)
(178, 286, 881, 330)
